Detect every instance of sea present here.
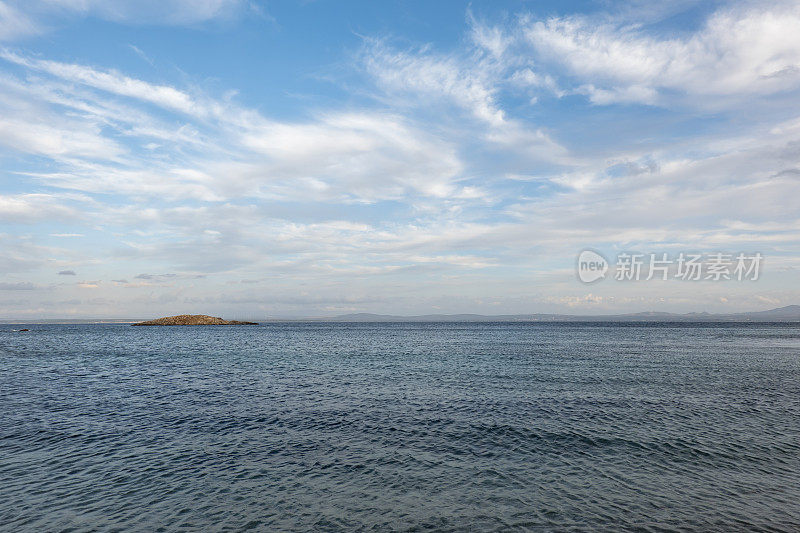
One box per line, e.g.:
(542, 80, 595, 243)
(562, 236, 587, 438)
(1, 322, 799, 531)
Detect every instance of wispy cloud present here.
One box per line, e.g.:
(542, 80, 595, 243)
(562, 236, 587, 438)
(49, 0, 247, 25)
(1, 1, 799, 317)
(0, 1, 39, 41)
(518, 3, 800, 105)
(2, 0, 247, 39)
(127, 44, 154, 66)
(362, 38, 507, 127)
(0, 281, 36, 290)
(0, 194, 83, 222)
(1, 50, 204, 116)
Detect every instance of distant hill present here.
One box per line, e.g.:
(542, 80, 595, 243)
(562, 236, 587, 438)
(327, 305, 800, 322)
(2, 306, 798, 324)
(736, 305, 800, 320)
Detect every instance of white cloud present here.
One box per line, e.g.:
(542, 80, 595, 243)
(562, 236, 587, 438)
(502, 126, 800, 253)
(360, 38, 569, 164)
(0, 193, 82, 222)
(509, 68, 563, 97)
(0, 114, 122, 159)
(0, 50, 203, 116)
(365, 3, 800, 113)
(240, 112, 464, 201)
(522, 3, 800, 104)
(67, 0, 245, 25)
(6, 0, 245, 30)
(1, 4, 799, 316)
(127, 44, 154, 66)
(362, 39, 507, 127)
(0, 1, 38, 41)
(0, 52, 471, 203)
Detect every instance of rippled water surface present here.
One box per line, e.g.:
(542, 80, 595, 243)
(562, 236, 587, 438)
(1, 322, 799, 531)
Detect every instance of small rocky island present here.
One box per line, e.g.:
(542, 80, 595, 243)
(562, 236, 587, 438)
(132, 314, 258, 326)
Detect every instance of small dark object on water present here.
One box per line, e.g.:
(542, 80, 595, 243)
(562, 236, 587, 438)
(132, 314, 258, 326)
(19, 329, 29, 332)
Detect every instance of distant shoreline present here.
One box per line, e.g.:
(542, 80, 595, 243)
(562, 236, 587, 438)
(1, 305, 799, 324)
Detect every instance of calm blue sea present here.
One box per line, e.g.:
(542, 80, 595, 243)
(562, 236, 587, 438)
(1, 322, 799, 531)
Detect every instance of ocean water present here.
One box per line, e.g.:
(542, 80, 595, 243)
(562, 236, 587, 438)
(1, 322, 799, 532)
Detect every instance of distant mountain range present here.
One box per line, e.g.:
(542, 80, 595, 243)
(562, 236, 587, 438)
(326, 305, 800, 322)
(3, 305, 799, 324)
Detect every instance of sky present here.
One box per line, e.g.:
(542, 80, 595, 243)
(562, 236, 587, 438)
(1, 0, 799, 319)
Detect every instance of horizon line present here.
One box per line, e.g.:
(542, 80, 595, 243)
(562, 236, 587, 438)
(1, 304, 798, 323)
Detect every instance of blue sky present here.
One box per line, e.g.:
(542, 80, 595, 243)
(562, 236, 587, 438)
(1, 0, 799, 318)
